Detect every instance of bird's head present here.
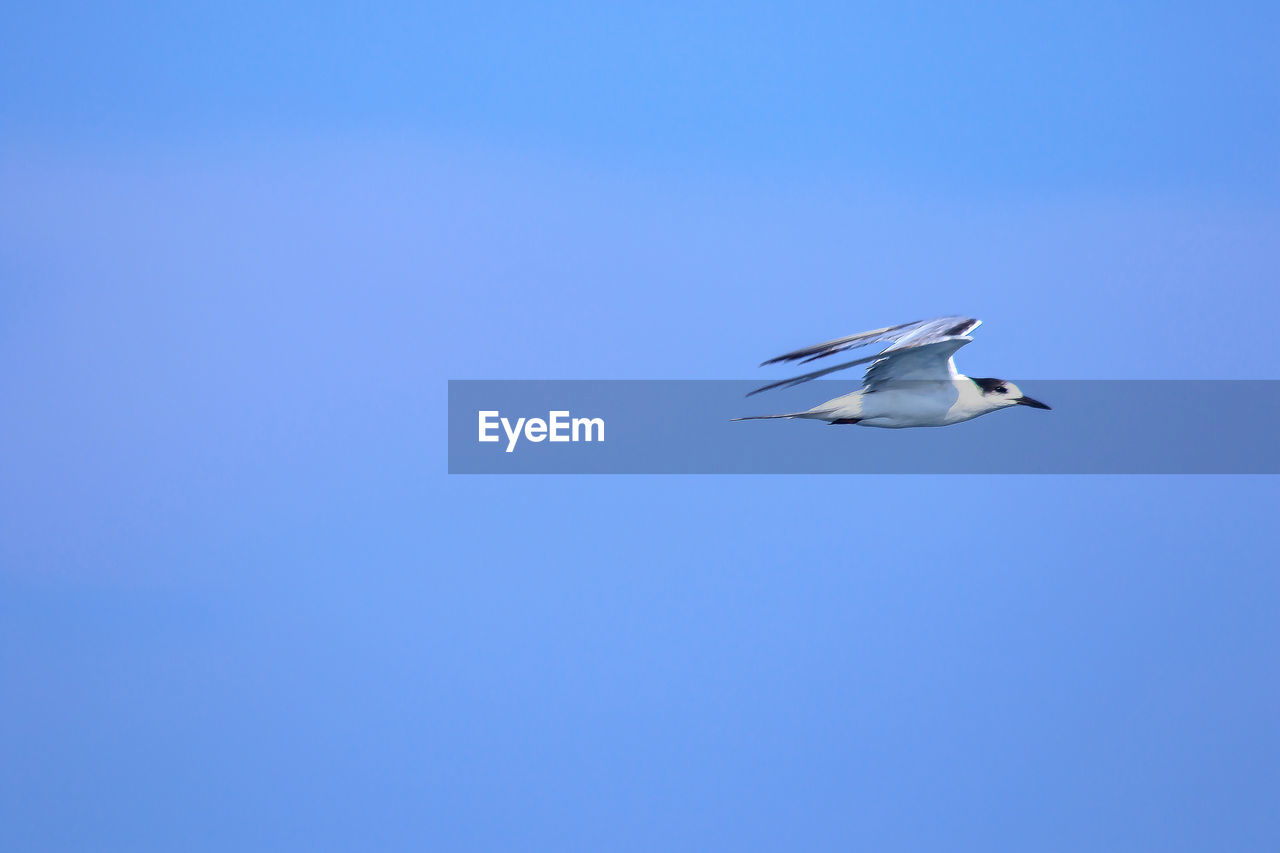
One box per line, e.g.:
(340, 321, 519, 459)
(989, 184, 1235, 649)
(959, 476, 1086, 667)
(971, 377, 1051, 411)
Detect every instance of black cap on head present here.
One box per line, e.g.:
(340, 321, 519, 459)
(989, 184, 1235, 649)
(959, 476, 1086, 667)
(972, 377, 1006, 394)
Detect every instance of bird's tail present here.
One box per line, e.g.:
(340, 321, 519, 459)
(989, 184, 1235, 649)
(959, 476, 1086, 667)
(730, 410, 829, 422)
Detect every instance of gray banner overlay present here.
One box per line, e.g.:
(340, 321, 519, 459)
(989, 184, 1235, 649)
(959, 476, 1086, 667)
(448, 381, 1280, 474)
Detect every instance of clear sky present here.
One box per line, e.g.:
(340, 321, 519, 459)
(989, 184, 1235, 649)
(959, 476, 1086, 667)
(2, 2, 1278, 850)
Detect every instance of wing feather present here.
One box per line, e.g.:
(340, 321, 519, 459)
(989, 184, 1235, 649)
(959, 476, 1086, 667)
(761, 316, 979, 366)
(862, 338, 971, 388)
(749, 316, 981, 396)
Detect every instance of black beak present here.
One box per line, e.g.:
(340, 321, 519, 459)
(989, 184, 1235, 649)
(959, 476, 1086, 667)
(1016, 396, 1051, 410)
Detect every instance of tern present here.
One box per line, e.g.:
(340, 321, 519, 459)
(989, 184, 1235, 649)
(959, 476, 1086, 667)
(733, 316, 1050, 429)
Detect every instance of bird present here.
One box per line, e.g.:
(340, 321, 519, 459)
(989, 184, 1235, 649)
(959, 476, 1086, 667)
(732, 316, 1050, 429)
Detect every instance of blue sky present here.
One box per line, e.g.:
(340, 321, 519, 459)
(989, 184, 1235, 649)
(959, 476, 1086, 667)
(2, 2, 1278, 850)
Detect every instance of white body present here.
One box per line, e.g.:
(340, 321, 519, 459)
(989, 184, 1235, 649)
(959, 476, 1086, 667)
(798, 379, 999, 428)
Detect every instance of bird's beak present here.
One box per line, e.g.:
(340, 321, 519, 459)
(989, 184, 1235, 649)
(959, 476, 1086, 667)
(1016, 395, 1051, 410)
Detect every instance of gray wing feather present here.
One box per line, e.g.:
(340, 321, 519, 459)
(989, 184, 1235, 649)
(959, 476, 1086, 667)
(862, 337, 972, 388)
(749, 316, 981, 396)
(746, 352, 884, 397)
(760, 316, 979, 366)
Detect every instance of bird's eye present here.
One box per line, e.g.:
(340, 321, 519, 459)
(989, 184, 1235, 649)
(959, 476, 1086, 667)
(996, 386, 1008, 394)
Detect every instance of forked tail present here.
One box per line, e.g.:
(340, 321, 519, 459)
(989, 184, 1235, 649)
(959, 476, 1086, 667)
(730, 410, 832, 422)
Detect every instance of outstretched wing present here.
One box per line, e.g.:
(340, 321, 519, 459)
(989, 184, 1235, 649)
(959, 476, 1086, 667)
(862, 338, 972, 388)
(748, 316, 980, 396)
(761, 316, 979, 366)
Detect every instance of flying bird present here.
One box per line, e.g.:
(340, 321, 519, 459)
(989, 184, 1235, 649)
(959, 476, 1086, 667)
(733, 316, 1050, 429)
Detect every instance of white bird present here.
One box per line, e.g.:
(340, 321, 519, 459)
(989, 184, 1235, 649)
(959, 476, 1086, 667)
(733, 316, 1050, 429)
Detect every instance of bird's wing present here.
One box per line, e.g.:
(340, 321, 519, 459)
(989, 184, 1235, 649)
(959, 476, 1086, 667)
(748, 316, 980, 396)
(862, 337, 972, 388)
(760, 316, 980, 366)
